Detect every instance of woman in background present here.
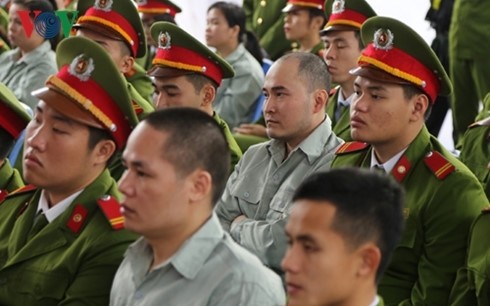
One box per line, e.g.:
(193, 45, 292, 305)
(205, 1, 264, 129)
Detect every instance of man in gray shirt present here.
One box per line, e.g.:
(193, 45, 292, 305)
(216, 52, 343, 274)
(110, 108, 285, 306)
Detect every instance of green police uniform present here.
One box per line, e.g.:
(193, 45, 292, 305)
(0, 81, 31, 194)
(449, 0, 490, 143)
(449, 208, 490, 306)
(0, 36, 140, 304)
(459, 95, 490, 201)
(0, 8, 8, 55)
(74, 0, 155, 120)
(148, 22, 243, 171)
(326, 86, 352, 141)
(243, 0, 292, 60)
(0, 171, 138, 305)
(331, 16, 488, 305)
(333, 128, 488, 305)
(0, 160, 23, 196)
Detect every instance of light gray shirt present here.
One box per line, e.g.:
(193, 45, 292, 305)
(214, 43, 264, 129)
(216, 117, 343, 271)
(0, 40, 57, 109)
(110, 213, 285, 306)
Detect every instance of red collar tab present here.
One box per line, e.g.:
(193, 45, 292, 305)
(335, 142, 368, 155)
(424, 151, 455, 180)
(66, 204, 88, 234)
(0, 190, 8, 204)
(97, 195, 124, 230)
(390, 155, 411, 183)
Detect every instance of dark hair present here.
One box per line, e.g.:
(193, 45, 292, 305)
(401, 83, 433, 120)
(12, 0, 59, 50)
(354, 30, 364, 50)
(307, 7, 327, 29)
(144, 108, 230, 204)
(0, 128, 15, 160)
(208, 1, 263, 65)
(293, 168, 405, 283)
(87, 125, 116, 165)
(185, 73, 218, 93)
(277, 52, 331, 92)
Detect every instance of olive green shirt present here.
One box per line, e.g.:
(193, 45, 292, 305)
(450, 210, 490, 306)
(125, 62, 154, 108)
(213, 112, 243, 172)
(243, 0, 291, 60)
(326, 86, 352, 142)
(0, 170, 138, 305)
(332, 127, 487, 306)
(216, 117, 342, 272)
(0, 159, 24, 195)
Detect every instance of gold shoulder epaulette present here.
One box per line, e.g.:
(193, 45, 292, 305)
(97, 195, 125, 230)
(335, 142, 369, 155)
(423, 151, 455, 180)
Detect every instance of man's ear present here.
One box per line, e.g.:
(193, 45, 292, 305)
(120, 55, 135, 74)
(410, 94, 429, 122)
(200, 84, 216, 108)
(313, 89, 329, 113)
(93, 139, 117, 166)
(355, 242, 381, 280)
(187, 169, 212, 203)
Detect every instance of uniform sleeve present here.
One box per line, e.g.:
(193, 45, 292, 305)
(400, 176, 487, 306)
(258, 17, 290, 60)
(449, 213, 490, 306)
(59, 230, 136, 305)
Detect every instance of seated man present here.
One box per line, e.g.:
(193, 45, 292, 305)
(331, 16, 487, 305)
(216, 51, 343, 274)
(283, 168, 405, 306)
(111, 108, 285, 306)
(148, 21, 242, 170)
(0, 36, 139, 304)
(0, 82, 30, 195)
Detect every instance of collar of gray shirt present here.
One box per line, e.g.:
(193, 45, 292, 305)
(8, 40, 52, 66)
(267, 115, 340, 164)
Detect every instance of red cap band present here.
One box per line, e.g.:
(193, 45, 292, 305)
(78, 7, 139, 57)
(52, 66, 131, 148)
(153, 45, 224, 85)
(360, 44, 440, 102)
(327, 9, 369, 29)
(286, 0, 323, 9)
(0, 103, 26, 138)
(137, 1, 178, 17)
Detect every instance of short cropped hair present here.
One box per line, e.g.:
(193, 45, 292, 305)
(144, 108, 230, 204)
(401, 83, 433, 120)
(184, 73, 218, 93)
(293, 168, 405, 283)
(276, 52, 331, 93)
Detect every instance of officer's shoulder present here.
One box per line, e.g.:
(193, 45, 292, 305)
(0, 185, 37, 206)
(423, 150, 455, 180)
(97, 195, 125, 231)
(335, 142, 369, 155)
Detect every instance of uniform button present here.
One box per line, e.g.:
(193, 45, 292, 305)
(134, 291, 144, 300)
(260, 0, 266, 6)
(0, 277, 6, 285)
(244, 192, 250, 198)
(257, 17, 263, 25)
(273, 174, 279, 181)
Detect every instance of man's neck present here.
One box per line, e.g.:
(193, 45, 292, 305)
(297, 35, 321, 52)
(372, 126, 421, 163)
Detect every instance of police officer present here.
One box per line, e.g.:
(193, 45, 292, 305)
(321, 0, 375, 141)
(134, 0, 181, 71)
(74, 0, 155, 118)
(331, 16, 487, 305)
(0, 83, 30, 196)
(282, 0, 326, 57)
(243, 0, 291, 60)
(148, 22, 242, 171)
(0, 36, 138, 305)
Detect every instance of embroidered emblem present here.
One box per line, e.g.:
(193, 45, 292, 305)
(66, 204, 88, 234)
(68, 54, 94, 82)
(94, 0, 113, 12)
(332, 0, 345, 14)
(373, 28, 394, 50)
(158, 31, 171, 50)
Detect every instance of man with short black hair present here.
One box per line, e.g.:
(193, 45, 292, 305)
(111, 107, 285, 306)
(283, 168, 405, 306)
(216, 51, 343, 274)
